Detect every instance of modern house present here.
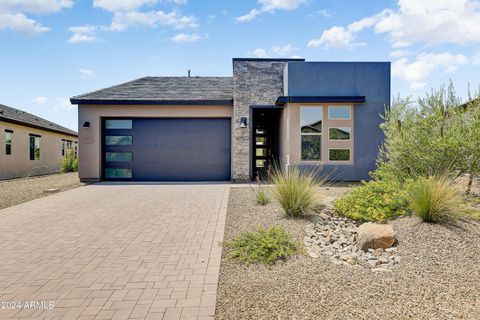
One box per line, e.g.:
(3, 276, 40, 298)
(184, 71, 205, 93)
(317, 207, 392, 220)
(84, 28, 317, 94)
(0, 104, 78, 180)
(71, 58, 390, 182)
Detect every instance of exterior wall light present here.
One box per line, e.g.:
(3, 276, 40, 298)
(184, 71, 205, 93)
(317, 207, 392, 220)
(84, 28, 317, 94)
(240, 117, 247, 128)
(82, 121, 90, 128)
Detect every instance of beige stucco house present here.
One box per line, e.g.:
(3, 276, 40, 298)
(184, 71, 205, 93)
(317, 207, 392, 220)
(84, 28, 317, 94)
(0, 104, 78, 180)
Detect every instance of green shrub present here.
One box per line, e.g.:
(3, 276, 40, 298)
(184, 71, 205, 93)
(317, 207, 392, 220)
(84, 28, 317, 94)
(406, 176, 465, 222)
(59, 151, 78, 172)
(271, 166, 323, 217)
(224, 225, 302, 266)
(256, 190, 270, 205)
(334, 179, 408, 222)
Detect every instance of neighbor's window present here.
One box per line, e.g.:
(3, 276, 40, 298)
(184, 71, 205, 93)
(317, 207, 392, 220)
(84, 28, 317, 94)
(301, 106, 322, 161)
(105, 136, 132, 145)
(329, 149, 351, 161)
(329, 127, 351, 140)
(5, 130, 12, 155)
(61, 139, 65, 156)
(29, 135, 40, 160)
(106, 119, 133, 129)
(328, 106, 351, 120)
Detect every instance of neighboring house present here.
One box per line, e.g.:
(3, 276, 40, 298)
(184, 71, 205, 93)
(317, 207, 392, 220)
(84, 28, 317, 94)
(71, 58, 390, 182)
(0, 104, 78, 180)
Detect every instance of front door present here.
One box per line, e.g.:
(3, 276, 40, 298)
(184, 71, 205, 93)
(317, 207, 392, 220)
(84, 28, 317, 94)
(253, 122, 273, 180)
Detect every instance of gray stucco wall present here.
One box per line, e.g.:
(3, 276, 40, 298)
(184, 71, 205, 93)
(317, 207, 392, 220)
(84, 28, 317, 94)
(286, 62, 391, 181)
(232, 59, 303, 181)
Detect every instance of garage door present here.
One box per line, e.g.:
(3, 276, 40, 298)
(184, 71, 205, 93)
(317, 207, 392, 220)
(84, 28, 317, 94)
(102, 118, 231, 181)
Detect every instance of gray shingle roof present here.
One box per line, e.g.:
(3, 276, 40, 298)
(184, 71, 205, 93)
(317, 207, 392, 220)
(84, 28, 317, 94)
(0, 104, 78, 137)
(70, 76, 233, 105)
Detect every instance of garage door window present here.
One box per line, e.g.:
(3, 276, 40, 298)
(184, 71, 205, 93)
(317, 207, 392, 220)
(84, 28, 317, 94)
(105, 136, 132, 145)
(105, 168, 132, 178)
(106, 120, 132, 129)
(106, 152, 132, 162)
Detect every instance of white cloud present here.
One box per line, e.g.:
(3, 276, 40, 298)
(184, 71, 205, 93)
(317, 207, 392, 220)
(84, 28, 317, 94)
(307, 11, 387, 49)
(79, 69, 95, 79)
(473, 51, 480, 65)
(392, 52, 468, 89)
(237, 0, 308, 22)
(67, 25, 102, 44)
(0, 0, 72, 35)
(93, 0, 156, 12)
(248, 44, 301, 58)
(53, 97, 74, 112)
(390, 50, 411, 58)
(33, 96, 48, 105)
(171, 33, 202, 42)
(109, 10, 197, 31)
(271, 44, 299, 56)
(309, 0, 480, 50)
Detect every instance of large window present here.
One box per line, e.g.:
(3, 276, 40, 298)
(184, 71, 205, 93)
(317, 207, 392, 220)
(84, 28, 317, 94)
(5, 130, 12, 155)
(329, 149, 351, 161)
(301, 107, 322, 161)
(328, 106, 351, 120)
(29, 135, 40, 160)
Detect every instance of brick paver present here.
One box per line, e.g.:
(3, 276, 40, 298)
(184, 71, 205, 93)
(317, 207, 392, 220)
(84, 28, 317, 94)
(0, 183, 230, 319)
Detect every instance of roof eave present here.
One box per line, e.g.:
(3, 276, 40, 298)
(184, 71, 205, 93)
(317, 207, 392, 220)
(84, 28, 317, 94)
(0, 116, 78, 137)
(70, 98, 234, 106)
(275, 96, 367, 106)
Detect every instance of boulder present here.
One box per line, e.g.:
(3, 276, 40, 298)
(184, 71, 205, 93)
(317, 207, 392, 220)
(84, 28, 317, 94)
(357, 223, 397, 251)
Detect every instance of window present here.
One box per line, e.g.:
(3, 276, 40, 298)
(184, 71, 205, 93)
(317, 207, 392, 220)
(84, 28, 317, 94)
(301, 106, 322, 161)
(5, 130, 12, 155)
(105, 168, 132, 178)
(74, 142, 78, 158)
(61, 139, 65, 156)
(106, 152, 132, 162)
(105, 136, 132, 146)
(329, 149, 351, 161)
(106, 119, 132, 129)
(328, 106, 351, 120)
(329, 127, 351, 140)
(29, 135, 40, 160)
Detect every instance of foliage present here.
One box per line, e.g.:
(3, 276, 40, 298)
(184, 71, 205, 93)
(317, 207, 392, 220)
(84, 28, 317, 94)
(256, 190, 270, 205)
(271, 166, 323, 217)
(224, 225, 302, 266)
(376, 82, 480, 189)
(333, 179, 408, 222)
(406, 176, 465, 222)
(59, 151, 78, 172)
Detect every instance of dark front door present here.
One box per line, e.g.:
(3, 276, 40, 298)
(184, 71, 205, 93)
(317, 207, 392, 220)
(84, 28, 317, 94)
(252, 108, 280, 180)
(103, 118, 231, 181)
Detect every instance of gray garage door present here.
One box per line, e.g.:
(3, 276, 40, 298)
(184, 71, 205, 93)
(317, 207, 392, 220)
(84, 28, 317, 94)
(103, 118, 231, 181)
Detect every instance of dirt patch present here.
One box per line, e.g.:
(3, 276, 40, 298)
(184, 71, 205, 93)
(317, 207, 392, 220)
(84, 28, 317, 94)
(216, 186, 480, 320)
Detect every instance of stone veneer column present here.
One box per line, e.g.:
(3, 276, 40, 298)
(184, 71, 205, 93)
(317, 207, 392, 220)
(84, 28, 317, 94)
(232, 59, 294, 182)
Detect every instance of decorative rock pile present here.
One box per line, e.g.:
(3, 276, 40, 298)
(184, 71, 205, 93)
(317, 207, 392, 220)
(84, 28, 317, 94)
(304, 212, 401, 271)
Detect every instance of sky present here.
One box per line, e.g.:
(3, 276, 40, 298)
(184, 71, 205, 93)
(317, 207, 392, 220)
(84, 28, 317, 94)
(1, 0, 480, 131)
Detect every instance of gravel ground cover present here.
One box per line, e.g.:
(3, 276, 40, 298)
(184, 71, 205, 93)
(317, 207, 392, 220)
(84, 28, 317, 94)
(216, 186, 480, 320)
(0, 172, 85, 210)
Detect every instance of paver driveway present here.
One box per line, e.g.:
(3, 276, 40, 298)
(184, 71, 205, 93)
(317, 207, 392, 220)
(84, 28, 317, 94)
(0, 183, 230, 320)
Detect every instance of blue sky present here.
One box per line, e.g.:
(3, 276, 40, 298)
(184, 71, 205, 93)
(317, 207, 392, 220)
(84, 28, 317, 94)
(1, 0, 480, 131)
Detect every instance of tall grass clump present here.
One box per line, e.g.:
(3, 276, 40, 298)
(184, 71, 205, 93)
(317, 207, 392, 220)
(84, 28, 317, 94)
(406, 176, 464, 222)
(59, 151, 78, 172)
(256, 190, 270, 205)
(224, 225, 302, 266)
(271, 166, 323, 217)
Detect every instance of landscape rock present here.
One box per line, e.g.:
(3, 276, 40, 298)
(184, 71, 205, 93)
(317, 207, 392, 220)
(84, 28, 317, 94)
(357, 223, 397, 251)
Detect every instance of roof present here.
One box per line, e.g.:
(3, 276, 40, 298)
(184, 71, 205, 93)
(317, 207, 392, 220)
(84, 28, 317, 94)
(276, 96, 366, 106)
(71, 76, 234, 105)
(0, 104, 78, 137)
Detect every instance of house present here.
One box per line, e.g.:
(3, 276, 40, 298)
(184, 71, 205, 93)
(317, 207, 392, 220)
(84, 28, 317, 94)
(0, 104, 78, 180)
(70, 58, 390, 182)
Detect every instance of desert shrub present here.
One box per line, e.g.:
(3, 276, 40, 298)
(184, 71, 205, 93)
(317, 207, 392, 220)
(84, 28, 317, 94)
(406, 176, 465, 222)
(59, 151, 78, 172)
(334, 179, 408, 222)
(256, 190, 270, 205)
(224, 225, 302, 266)
(271, 166, 323, 217)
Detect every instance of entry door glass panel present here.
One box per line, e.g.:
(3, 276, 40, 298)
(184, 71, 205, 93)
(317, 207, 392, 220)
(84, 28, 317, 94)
(106, 152, 132, 162)
(106, 120, 132, 129)
(105, 168, 132, 178)
(105, 136, 132, 146)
